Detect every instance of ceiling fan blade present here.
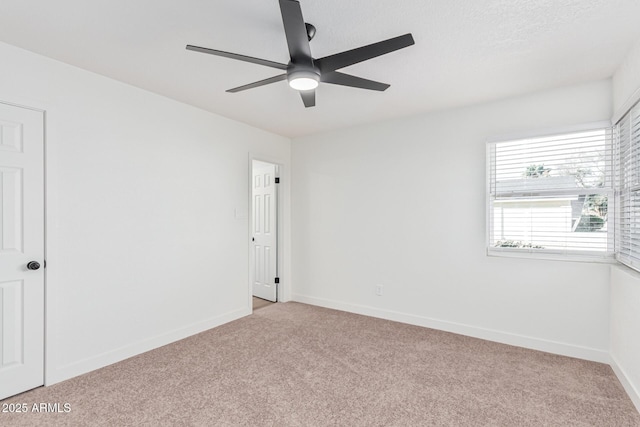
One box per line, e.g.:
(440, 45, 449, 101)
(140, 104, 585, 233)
(186, 45, 288, 70)
(315, 33, 415, 73)
(279, 0, 313, 65)
(300, 90, 315, 108)
(226, 74, 288, 93)
(321, 72, 389, 91)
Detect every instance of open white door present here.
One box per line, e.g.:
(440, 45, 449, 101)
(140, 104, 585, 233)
(0, 103, 45, 400)
(252, 161, 278, 302)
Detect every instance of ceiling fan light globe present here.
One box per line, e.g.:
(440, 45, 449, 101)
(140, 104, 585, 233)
(287, 69, 320, 91)
(289, 77, 319, 91)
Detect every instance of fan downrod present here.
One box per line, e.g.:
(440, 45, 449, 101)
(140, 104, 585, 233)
(305, 23, 316, 41)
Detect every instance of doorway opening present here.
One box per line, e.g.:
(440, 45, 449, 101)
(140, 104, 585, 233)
(250, 159, 280, 309)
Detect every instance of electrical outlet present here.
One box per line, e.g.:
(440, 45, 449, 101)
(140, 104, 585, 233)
(376, 284, 383, 296)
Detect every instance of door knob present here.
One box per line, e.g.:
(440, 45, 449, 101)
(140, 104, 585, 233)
(27, 261, 41, 270)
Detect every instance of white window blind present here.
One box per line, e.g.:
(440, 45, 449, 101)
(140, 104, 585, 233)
(615, 102, 640, 271)
(487, 128, 614, 259)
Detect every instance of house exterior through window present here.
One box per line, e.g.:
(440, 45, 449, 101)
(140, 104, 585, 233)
(487, 127, 614, 261)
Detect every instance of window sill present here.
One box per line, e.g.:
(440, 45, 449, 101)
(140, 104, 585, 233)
(487, 248, 616, 264)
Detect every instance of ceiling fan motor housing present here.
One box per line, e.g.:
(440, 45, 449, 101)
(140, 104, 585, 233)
(287, 63, 321, 91)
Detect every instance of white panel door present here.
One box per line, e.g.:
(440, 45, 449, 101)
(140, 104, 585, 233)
(252, 161, 278, 302)
(0, 103, 44, 400)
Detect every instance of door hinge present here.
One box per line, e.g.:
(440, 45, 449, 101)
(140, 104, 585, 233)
(274, 277, 280, 284)
(275, 177, 280, 184)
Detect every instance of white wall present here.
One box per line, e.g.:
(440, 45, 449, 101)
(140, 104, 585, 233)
(292, 80, 612, 362)
(613, 37, 640, 120)
(0, 42, 291, 384)
(610, 267, 640, 412)
(610, 34, 640, 412)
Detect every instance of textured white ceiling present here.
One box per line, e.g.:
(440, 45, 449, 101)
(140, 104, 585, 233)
(1, 0, 640, 137)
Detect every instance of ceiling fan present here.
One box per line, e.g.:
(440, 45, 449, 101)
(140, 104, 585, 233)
(186, 0, 415, 108)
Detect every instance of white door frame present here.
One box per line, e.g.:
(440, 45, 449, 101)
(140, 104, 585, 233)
(0, 99, 47, 394)
(248, 154, 286, 308)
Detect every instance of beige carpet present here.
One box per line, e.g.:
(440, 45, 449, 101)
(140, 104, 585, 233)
(1, 302, 638, 426)
(252, 296, 274, 311)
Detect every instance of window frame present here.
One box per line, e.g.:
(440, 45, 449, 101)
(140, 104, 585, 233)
(615, 103, 640, 272)
(486, 121, 616, 263)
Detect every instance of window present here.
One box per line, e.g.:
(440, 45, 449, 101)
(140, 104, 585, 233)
(615, 102, 640, 271)
(487, 126, 614, 260)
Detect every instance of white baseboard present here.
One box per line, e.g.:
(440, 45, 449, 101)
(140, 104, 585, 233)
(610, 354, 640, 413)
(46, 307, 250, 386)
(292, 294, 609, 364)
